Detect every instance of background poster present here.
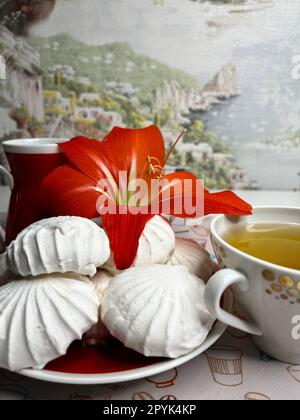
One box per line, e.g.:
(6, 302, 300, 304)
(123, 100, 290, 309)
(0, 0, 300, 190)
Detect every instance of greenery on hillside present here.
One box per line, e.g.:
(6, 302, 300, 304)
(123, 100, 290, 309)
(29, 34, 199, 104)
(168, 120, 232, 189)
(183, 120, 230, 154)
(264, 131, 300, 148)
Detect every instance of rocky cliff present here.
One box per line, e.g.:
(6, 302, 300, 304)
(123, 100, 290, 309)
(153, 63, 240, 122)
(203, 63, 240, 100)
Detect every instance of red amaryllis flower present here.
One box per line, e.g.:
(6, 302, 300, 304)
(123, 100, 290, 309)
(42, 126, 252, 269)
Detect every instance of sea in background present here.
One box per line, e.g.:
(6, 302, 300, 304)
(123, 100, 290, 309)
(200, 35, 300, 190)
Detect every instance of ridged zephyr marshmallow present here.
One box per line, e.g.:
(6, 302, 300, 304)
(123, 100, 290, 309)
(103, 216, 176, 273)
(168, 238, 218, 282)
(6, 217, 110, 277)
(92, 269, 114, 299)
(0, 273, 99, 371)
(83, 270, 114, 346)
(101, 265, 215, 358)
(135, 216, 176, 266)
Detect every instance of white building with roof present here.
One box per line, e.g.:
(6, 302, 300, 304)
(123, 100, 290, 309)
(78, 77, 91, 86)
(79, 93, 101, 103)
(177, 143, 213, 160)
(75, 106, 123, 128)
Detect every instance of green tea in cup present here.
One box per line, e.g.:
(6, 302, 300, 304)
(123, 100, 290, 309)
(222, 223, 300, 270)
(207, 207, 300, 365)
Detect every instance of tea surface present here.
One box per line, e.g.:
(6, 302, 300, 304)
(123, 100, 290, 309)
(223, 223, 300, 270)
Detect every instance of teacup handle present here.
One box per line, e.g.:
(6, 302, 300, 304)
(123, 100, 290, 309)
(0, 165, 13, 189)
(204, 269, 263, 336)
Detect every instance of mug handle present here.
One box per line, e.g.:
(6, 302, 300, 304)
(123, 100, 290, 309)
(204, 269, 263, 336)
(0, 165, 13, 189)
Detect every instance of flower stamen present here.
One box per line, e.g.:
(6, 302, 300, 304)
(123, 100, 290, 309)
(147, 156, 165, 179)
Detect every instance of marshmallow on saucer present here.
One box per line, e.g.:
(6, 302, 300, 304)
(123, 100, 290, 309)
(101, 265, 215, 358)
(6, 216, 110, 277)
(168, 238, 218, 282)
(83, 270, 114, 346)
(0, 273, 99, 371)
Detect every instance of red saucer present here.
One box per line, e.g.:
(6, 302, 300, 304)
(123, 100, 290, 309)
(46, 341, 163, 374)
(46, 297, 224, 375)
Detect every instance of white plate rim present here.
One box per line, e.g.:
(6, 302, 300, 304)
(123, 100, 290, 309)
(19, 290, 233, 385)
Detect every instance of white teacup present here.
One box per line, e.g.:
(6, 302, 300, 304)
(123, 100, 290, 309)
(205, 206, 300, 364)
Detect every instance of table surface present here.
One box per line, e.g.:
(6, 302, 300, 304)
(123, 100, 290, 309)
(0, 188, 299, 400)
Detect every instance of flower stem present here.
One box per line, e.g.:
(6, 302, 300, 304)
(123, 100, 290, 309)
(164, 128, 187, 166)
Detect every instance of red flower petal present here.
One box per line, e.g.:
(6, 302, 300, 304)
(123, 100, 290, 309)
(60, 136, 109, 184)
(61, 126, 165, 186)
(204, 190, 253, 215)
(103, 126, 165, 181)
(42, 165, 99, 219)
(158, 173, 252, 217)
(42, 126, 252, 271)
(160, 172, 204, 218)
(101, 211, 153, 270)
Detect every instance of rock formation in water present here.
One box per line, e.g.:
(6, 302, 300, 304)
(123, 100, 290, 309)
(203, 63, 240, 100)
(153, 63, 240, 122)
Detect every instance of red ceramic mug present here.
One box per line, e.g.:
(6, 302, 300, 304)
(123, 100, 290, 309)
(0, 138, 68, 245)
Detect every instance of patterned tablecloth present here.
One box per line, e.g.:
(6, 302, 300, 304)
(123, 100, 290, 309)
(0, 194, 300, 400)
(1, 329, 300, 400)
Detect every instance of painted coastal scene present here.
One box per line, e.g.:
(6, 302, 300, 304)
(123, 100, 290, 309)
(0, 0, 300, 190)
